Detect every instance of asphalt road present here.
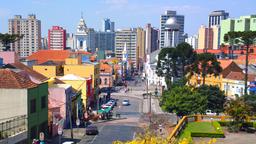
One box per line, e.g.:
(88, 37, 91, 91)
(79, 96, 142, 144)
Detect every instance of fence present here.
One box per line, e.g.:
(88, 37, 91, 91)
(0, 115, 27, 140)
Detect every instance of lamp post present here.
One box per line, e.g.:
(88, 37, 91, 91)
(57, 126, 63, 144)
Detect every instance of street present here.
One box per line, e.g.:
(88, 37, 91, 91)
(79, 96, 143, 144)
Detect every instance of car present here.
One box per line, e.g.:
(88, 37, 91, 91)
(122, 99, 130, 106)
(62, 141, 74, 144)
(206, 110, 216, 116)
(86, 125, 99, 135)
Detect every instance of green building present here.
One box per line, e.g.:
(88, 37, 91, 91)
(0, 69, 48, 143)
(220, 15, 256, 44)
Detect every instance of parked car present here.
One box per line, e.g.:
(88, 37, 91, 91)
(62, 142, 74, 144)
(206, 110, 216, 116)
(122, 99, 130, 106)
(86, 125, 99, 135)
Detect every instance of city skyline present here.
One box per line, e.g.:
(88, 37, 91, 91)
(0, 0, 256, 36)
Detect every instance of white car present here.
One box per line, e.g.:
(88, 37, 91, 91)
(122, 99, 130, 106)
(206, 110, 216, 116)
(62, 141, 74, 144)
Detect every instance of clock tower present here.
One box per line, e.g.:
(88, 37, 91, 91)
(75, 13, 88, 51)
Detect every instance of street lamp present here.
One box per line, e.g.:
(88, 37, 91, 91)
(57, 126, 63, 144)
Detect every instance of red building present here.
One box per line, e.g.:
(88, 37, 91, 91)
(48, 26, 66, 50)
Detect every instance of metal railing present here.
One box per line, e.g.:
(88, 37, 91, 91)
(0, 115, 27, 140)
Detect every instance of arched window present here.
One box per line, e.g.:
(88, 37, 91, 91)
(80, 41, 83, 47)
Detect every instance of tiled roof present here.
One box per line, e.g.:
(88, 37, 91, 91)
(6, 62, 48, 82)
(218, 59, 233, 69)
(226, 71, 256, 81)
(221, 61, 242, 78)
(195, 49, 222, 54)
(27, 50, 70, 64)
(0, 69, 38, 89)
(39, 60, 63, 66)
(100, 63, 112, 73)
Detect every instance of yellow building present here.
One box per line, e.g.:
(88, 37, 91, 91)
(59, 74, 90, 108)
(33, 61, 63, 78)
(188, 73, 222, 88)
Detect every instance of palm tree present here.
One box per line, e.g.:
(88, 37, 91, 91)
(0, 33, 23, 51)
(189, 53, 222, 86)
(224, 31, 256, 95)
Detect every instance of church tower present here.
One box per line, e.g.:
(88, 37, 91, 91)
(75, 13, 88, 51)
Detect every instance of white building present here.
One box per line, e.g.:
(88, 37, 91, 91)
(75, 16, 88, 51)
(160, 10, 185, 48)
(185, 35, 198, 49)
(144, 49, 167, 88)
(9, 15, 41, 57)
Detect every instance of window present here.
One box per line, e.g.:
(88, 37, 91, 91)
(41, 96, 46, 109)
(104, 78, 108, 85)
(30, 99, 36, 113)
(80, 41, 83, 47)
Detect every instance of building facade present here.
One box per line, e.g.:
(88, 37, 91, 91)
(221, 15, 256, 44)
(145, 23, 159, 54)
(102, 18, 115, 32)
(185, 35, 198, 49)
(88, 31, 115, 53)
(115, 28, 137, 67)
(8, 15, 41, 57)
(160, 10, 184, 48)
(198, 25, 213, 50)
(136, 28, 146, 68)
(48, 26, 66, 50)
(208, 10, 229, 28)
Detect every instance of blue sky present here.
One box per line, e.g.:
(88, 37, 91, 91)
(0, 0, 255, 37)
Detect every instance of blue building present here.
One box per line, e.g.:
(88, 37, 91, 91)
(102, 18, 115, 32)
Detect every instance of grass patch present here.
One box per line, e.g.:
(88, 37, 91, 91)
(179, 122, 224, 143)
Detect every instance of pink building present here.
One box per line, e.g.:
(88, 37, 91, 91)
(48, 26, 66, 50)
(0, 51, 19, 64)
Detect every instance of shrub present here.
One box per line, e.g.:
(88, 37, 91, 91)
(190, 132, 225, 138)
(218, 121, 231, 126)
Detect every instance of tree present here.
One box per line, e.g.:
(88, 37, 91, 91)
(176, 42, 196, 76)
(156, 43, 196, 89)
(244, 94, 256, 115)
(0, 33, 23, 51)
(196, 85, 226, 113)
(225, 97, 252, 123)
(224, 31, 256, 95)
(160, 86, 207, 116)
(188, 53, 222, 86)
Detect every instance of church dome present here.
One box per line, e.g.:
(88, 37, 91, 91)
(165, 17, 179, 31)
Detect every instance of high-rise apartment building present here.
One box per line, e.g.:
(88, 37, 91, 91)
(41, 37, 48, 50)
(66, 33, 75, 50)
(145, 23, 159, 54)
(136, 28, 145, 68)
(185, 35, 198, 49)
(198, 25, 213, 50)
(115, 29, 137, 67)
(220, 15, 256, 44)
(48, 26, 66, 50)
(208, 10, 229, 28)
(88, 31, 115, 53)
(160, 10, 184, 48)
(212, 25, 220, 49)
(102, 18, 115, 32)
(8, 15, 41, 57)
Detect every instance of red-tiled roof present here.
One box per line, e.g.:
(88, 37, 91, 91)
(218, 59, 233, 69)
(226, 71, 256, 81)
(0, 69, 38, 89)
(100, 63, 112, 73)
(27, 50, 70, 64)
(195, 49, 222, 54)
(9, 62, 48, 82)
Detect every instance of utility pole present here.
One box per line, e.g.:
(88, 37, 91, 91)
(146, 73, 151, 124)
(68, 99, 73, 139)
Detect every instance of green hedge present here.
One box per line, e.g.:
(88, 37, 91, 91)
(191, 132, 225, 138)
(218, 121, 256, 128)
